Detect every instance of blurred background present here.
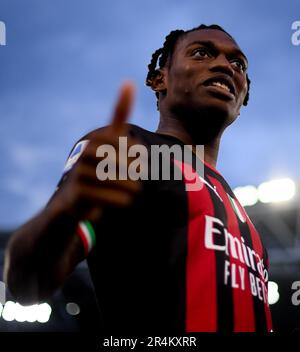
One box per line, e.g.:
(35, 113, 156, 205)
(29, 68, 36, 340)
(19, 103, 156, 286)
(0, 0, 300, 332)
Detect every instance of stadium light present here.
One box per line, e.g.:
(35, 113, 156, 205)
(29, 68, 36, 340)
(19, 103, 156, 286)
(258, 178, 296, 203)
(1, 301, 51, 323)
(66, 302, 80, 316)
(37, 303, 52, 323)
(15, 303, 27, 322)
(234, 185, 258, 206)
(268, 281, 280, 305)
(25, 304, 39, 323)
(2, 301, 15, 321)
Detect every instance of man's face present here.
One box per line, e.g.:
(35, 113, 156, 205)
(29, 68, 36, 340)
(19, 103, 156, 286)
(161, 29, 249, 127)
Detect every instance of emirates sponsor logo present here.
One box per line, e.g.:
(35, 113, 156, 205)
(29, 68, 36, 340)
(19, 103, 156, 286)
(204, 215, 269, 303)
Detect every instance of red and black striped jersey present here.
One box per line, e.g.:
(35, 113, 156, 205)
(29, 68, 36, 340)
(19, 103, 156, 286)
(59, 124, 272, 333)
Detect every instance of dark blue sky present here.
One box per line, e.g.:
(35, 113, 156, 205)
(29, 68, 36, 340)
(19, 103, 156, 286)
(0, 0, 299, 228)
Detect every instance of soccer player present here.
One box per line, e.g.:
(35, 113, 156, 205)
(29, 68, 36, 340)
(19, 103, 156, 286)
(3, 24, 272, 332)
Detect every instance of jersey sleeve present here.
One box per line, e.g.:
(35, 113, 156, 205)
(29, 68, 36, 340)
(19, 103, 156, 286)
(51, 124, 145, 256)
(54, 125, 108, 191)
(54, 138, 89, 192)
(50, 136, 94, 256)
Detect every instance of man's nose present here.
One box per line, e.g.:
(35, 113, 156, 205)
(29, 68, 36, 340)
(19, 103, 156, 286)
(209, 54, 234, 77)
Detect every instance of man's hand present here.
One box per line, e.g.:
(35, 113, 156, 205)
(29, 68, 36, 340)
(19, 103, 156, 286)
(4, 82, 145, 303)
(53, 82, 142, 222)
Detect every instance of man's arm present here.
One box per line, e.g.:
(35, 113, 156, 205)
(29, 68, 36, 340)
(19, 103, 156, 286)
(3, 82, 141, 304)
(3, 197, 84, 305)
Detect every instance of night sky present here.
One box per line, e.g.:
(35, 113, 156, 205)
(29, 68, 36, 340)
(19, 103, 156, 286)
(0, 0, 299, 228)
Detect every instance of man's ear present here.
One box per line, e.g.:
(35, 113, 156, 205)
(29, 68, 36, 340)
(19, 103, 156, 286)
(150, 69, 167, 93)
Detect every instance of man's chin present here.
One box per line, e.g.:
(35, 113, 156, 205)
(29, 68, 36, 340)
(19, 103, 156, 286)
(171, 100, 235, 130)
(200, 97, 233, 115)
(179, 104, 235, 142)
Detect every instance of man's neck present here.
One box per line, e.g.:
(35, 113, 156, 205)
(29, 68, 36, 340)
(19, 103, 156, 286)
(156, 116, 223, 169)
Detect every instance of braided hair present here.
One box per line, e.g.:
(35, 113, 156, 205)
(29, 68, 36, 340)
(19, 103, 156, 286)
(145, 24, 250, 109)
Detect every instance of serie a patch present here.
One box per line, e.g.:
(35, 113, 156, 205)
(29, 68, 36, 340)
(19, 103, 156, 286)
(63, 140, 89, 174)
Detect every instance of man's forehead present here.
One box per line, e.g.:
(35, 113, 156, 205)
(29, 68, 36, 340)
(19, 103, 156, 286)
(175, 28, 246, 59)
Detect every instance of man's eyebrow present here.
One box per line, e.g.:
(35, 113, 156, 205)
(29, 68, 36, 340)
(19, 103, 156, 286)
(186, 40, 248, 64)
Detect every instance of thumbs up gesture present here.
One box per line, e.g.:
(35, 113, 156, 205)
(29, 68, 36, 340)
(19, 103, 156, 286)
(55, 82, 143, 221)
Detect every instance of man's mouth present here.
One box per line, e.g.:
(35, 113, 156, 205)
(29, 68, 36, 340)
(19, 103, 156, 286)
(209, 81, 231, 93)
(203, 76, 236, 98)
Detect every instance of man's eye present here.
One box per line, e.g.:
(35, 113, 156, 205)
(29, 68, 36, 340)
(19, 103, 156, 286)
(193, 48, 211, 58)
(231, 59, 247, 72)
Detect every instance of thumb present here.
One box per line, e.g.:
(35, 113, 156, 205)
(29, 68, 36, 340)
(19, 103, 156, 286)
(110, 81, 135, 135)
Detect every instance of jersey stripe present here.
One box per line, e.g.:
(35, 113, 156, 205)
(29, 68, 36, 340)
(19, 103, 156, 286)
(215, 175, 268, 332)
(174, 159, 217, 332)
(235, 201, 267, 331)
(247, 216, 273, 332)
(209, 176, 255, 331)
(77, 224, 90, 256)
(77, 221, 96, 256)
(206, 174, 234, 332)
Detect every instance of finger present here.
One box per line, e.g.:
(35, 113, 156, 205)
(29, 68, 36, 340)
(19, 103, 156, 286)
(77, 165, 142, 192)
(78, 185, 134, 207)
(84, 207, 103, 223)
(110, 81, 135, 134)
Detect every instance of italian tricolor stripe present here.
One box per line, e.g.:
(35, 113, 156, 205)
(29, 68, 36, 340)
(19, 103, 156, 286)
(77, 220, 96, 256)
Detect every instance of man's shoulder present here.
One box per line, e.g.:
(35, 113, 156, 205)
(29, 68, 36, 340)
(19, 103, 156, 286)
(78, 124, 162, 145)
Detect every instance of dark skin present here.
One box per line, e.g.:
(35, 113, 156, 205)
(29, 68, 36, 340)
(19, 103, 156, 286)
(3, 29, 249, 304)
(153, 29, 248, 167)
(4, 83, 141, 303)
